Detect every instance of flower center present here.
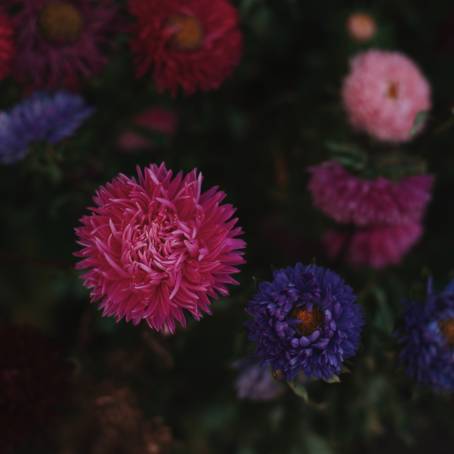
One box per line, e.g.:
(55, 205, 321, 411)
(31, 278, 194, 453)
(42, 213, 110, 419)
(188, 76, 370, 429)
(292, 307, 323, 336)
(439, 318, 454, 345)
(386, 81, 399, 100)
(39, 1, 84, 45)
(167, 15, 203, 51)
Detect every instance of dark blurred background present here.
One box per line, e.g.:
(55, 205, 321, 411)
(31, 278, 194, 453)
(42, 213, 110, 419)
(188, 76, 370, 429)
(2, 0, 454, 452)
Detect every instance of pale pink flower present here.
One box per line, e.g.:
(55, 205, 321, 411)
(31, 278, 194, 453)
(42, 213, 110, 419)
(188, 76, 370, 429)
(75, 163, 246, 333)
(323, 223, 422, 269)
(308, 161, 433, 226)
(342, 50, 431, 142)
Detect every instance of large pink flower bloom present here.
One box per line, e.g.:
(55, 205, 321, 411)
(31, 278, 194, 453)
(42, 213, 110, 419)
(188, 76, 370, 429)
(75, 163, 246, 333)
(308, 161, 434, 226)
(323, 223, 422, 269)
(128, 0, 243, 95)
(342, 50, 431, 142)
(7, 0, 117, 90)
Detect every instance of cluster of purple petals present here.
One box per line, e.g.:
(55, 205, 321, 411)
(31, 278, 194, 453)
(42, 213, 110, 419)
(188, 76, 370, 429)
(0, 91, 93, 164)
(398, 281, 454, 391)
(234, 358, 284, 401)
(246, 264, 363, 381)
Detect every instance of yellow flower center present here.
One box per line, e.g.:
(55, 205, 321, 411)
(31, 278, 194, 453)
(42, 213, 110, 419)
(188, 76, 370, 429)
(439, 318, 454, 346)
(39, 1, 84, 45)
(387, 81, 399, 100)
(293, 307, 323, 336)
(167, 15, 203, 51)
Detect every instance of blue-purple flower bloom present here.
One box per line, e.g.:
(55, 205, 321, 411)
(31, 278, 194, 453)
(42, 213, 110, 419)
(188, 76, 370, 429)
(234, 358, 285, 401)
(398, 280, 454, 391)
(246, 264, 363, 381)
(0, 91, 93, 164)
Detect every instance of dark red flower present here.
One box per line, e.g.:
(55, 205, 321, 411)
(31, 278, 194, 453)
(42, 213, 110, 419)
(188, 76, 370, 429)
(128, 0, 243, 95)
(0, 325, 70, 452)
(0, 8, 14, 81)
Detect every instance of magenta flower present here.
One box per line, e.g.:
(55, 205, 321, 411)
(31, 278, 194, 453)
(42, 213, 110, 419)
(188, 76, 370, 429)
(75, 163, 246, 333)
(7, 0, 117, 90)
(323, 223, 422, 269)
(342, 50, 431, 142)
(309, 161, 434, 226)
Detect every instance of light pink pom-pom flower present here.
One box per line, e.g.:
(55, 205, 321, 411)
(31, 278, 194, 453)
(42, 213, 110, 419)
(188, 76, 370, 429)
(342, 50, 431, 142)
(75, 163, 246, 333)
(309, 161, 433, 226)
(323, 223, 422, 269)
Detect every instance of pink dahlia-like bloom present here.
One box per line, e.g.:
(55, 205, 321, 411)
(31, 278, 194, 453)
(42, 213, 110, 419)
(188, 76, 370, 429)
(128, 0, 243, 95)
(342, 50, 431, 142)
(323, 223, 422, 269)
(309, 161, 434, 226)
(117, 107, 178, 152)
(0, 9, 14, 81)
(75, 163, 246, 333)
(7, 0, 117, 90)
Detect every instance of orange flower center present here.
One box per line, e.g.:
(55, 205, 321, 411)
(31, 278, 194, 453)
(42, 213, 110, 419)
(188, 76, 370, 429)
(439, 318, 454, 345)
(39, 1, 84, 45)
(292, 307, 324, 336)
(167, 15, 203, 51)
(387, 81, 399, 100)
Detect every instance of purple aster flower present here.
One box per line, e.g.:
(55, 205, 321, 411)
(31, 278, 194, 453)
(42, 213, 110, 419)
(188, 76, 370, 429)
(0, 91, 93, 164)
(234, 358, 285, 401)
(246, 264, 364, 381)
(398, 280, 454, 391)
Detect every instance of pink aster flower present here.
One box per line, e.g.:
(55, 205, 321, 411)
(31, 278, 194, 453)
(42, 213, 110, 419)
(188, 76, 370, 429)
(117, 107, 178, 152)
(342, 50, 431, 142)
(7, 0, 117, 90)
(75, 163, 246, 333)
(0, 9, 14, 81)
(323, 223, 422, 269)
(308, 161, 434, 226)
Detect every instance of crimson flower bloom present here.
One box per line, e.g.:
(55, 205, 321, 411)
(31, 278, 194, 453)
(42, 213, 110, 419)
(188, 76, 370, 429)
(128, 0, 243, 95)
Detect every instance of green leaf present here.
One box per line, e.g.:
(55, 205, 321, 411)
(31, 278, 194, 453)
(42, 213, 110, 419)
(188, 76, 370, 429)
(410, 110, 428, 137)
(287, 380, 309, 402)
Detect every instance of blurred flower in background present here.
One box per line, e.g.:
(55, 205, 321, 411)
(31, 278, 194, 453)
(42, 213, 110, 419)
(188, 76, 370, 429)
(128, 0, 243, 95)
(0, 8, 13, 81)
(0, 91, 94, 164)
(342, 50, 431, 142)
(246, 264, 363, 381)
(323, 223, 423, 269)
(347, 12, 377, 43)
(75, 163, 246, 333)
(0, 324, 70, 452)
(398, 280, 454, 391)
(309, 161, 434, 227)
(58, 382, 174, 454)
(7, 0, 118, 89)
(234, 358, 285, 401)
(117, 106, 178, 152)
